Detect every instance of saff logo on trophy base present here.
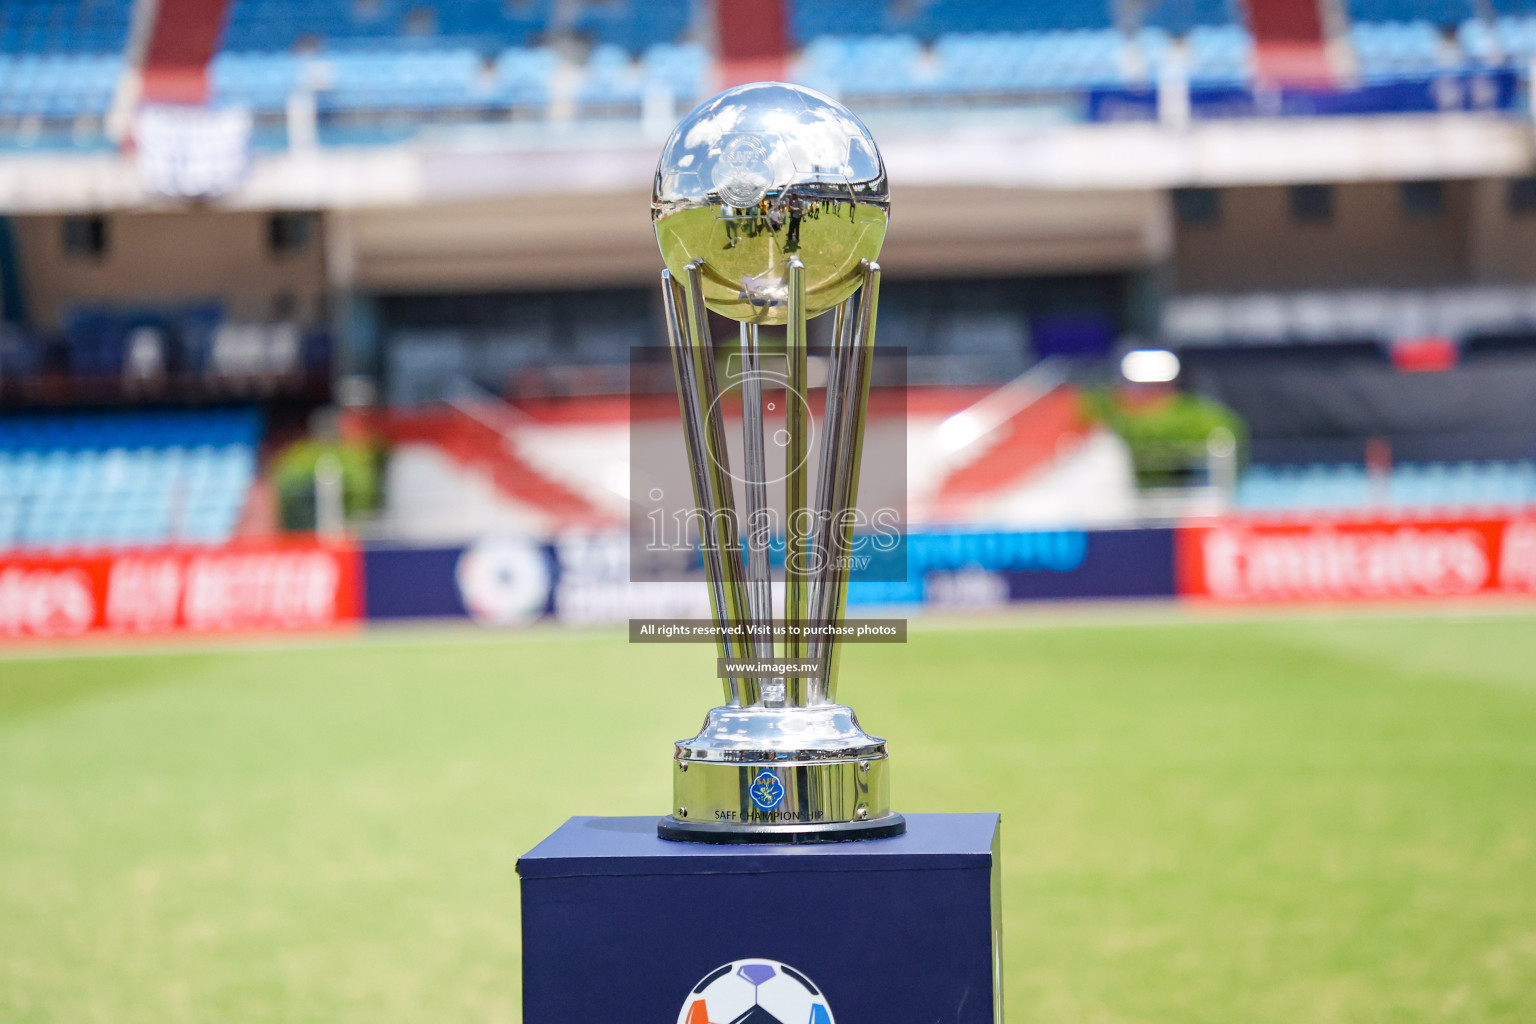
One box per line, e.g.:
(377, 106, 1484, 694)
(651, 82, 905, 844)
(749, 769, 786, 813)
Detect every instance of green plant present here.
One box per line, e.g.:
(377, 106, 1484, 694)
(1083, 388, 1247, 487)
(271, 439, 382, 532)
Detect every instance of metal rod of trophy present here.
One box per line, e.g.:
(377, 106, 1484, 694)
(738, 320, 779, 705)
(672, 261, 752, 706)
(661, 270, 740, 704)
(810, 261, 881, 706)
(782, 256, 810, 705)
(804, 289, 859, 698)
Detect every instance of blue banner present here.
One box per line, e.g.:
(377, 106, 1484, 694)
(1088, 69, 1518, 123)
(362, 539, 556, 623)
(361, 527, 1178, 623)
(848, 527, 1174, 608)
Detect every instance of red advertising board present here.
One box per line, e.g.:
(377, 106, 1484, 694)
(0, 540, 362, 640)
(1177, 515, 1536, 603)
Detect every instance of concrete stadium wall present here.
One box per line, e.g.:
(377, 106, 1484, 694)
(332, 187, 1169, 294)
(1175, 181, 1473, 293)
(12, 209, 327, 330)
(1174, 178, 1536, 293)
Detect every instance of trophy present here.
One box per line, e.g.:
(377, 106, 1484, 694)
(651, 82, 904, 843)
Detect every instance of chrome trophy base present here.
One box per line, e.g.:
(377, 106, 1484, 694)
(657, 813, 908, 845)
(657, 704, 906, 845)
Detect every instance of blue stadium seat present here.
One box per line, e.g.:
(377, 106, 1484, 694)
(915, 0, 1115, 35)
(0, 53, 123, 121)
(1138, 25, 1254, 86)
(930, 30, 1129, 93)
(1457, 18, 1501, 63)
(792, 35, 925, 97)
(0, 0, 131, 55)
(210, 52, 304, 112)
(1142, 0, 1240, 33)
(1185, 24, 1254, 84)
(1238, 460, 1536, 512)
(791, 0, 1114, 43)
(316, 49, 482, 112)
(1491, 14, 1536, 58)
(573, 0, 690, 52)
(579, 43, 640, 106)
(642, 42, 708, 104)
(494, 46, 557, 108)
(220, 0, 559, 53)
(1350, 20, 1452, 78)
(1348, 0, 1476, 26)
(0, 410, 263, 550)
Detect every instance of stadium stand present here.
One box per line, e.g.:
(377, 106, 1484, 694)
(790, 0, 1116, 41)
(315, 49, 483, 113)
(1141, 24, 1255, 84)
(0, 306, 324, 391)
(638, 42, 709, 103)
(7, 0, 1536, 546)
(1456, 18, 1499, 63)
(791, 24, 1260, 100)
(0, 409, 261, 549)
(1484, 15, 1536, 60)
(209, 0, 699, 125)
(493, 45, 560, 108)
(192, 0, 1536, 140)
(0, 1, 124, 149)
(210, 42, 705, 121)
(219, 0, 550, 52)
(935, 30, 1129, 93)
(793, 35, 928, 97)
(208, 51, 302, 113)
(0, 53, 122, 121)
(1349, 20, 1455, 77)
(218, 0, 693, 53)
(1237, 460, 1536, 510)
(0, 0, 133, 55)
(11, 0, 1533, 152)
(0, 0, 127, 148)
(574, 0, 692, 52)
(1162, 287, 1536, 347)
(1346, 0, 1475, 27)
(1142, 0, 1240, 33)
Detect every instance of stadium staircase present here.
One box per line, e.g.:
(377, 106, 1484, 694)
(928, 363, 1090, 519)
(1248, 0, 1333, 82)
(140, 0, 231, 105)
(367, 400, 612, 529)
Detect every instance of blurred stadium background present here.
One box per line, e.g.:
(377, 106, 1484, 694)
(1, 0, 1535, 1021)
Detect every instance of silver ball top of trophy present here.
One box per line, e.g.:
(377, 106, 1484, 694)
(652, 82, 889, 325)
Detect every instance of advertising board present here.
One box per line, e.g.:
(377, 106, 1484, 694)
(0, 540, 361, 640)
(1176, 517, 1536, 603)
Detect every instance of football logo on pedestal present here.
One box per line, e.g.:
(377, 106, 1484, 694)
(678, 959, 834, 1024)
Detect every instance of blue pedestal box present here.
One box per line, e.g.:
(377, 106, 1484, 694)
(517, 813, 1002, 1024)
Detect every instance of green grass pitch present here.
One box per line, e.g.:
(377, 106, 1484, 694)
(2, 611, 1535, 1023)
